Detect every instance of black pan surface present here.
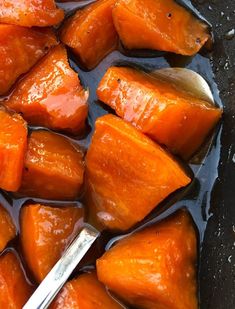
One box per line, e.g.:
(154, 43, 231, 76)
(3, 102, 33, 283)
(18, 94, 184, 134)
(62, 1, 235, 307)
(0, 1, 234, 308)
(191, 1, 235, 308)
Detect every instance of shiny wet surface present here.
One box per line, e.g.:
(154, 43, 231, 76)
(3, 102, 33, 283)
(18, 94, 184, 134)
(0, 0, 234, 308)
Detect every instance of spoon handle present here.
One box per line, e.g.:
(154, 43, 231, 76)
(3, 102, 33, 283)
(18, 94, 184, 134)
(23, 226, 99, 309)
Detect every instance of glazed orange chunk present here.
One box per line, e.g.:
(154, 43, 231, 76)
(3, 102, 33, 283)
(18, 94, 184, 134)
(97, 67, 222, 159)
(18, 130, 85, 200)
(21, 203, 84, 282)
(97, 210, 198, 309)
(85, 115, 191, 231)
(6, 45, 88, 135)
(0, 25, 57, 95)
(60, 0, 118, 69)
(0, 0, 64, 27)
(0, 108, 27, 192)
(0, 205, 16, 251)
(112, 0, 210, 55)
(50, 271, 123, 308)
(0, 251, 33, 308)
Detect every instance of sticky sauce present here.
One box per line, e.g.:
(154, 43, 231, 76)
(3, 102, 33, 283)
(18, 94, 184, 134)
(0, 0, 223, 306)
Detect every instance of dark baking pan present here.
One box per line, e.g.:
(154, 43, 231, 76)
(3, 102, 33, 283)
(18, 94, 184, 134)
(0, 0, 234, 308)
(62, 1, 235, 307)
(191, 1, 235, 308)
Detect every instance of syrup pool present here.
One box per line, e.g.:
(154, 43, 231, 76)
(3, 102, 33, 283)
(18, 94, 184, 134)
(0, 0, 223, 307)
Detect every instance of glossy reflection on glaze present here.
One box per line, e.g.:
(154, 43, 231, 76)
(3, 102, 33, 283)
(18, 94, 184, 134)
(0, 25, 57, 96)
(61, 0, 118, 70)
(5, 45, 88, 135)
(0, 48, 222, 304)
(0, 0, 64, 27)
(0, 0, 223, 307)
(97, 66, 222, 159)
(20, 203, 84, 283)
(112, 0, 210, 55)
(18, 130, 85, 201)
(85, 114, 191, 231)
(97, 210, 198, 309)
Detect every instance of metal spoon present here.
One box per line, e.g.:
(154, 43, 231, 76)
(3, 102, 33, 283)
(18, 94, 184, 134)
(56, 0, 96, 13)
(23, 68, 215, 309)
(23, 225, 99, 309)
(151, 67, 214, 104)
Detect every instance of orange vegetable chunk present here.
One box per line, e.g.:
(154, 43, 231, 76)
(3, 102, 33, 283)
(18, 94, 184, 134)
(0, 251, 33, 308)
(97, 67, 222, 159)
(18, 130, 85, 200)
(85, 115, 191, 231)
(112, 0, 210, 55)
(21, 203, 84, 282)
(0, 108, 27, 192)
(60, 0, 118, 69)
(50, 271, 123, 308)
(0, 25, 57, 95)
(0, 205, 16, 251)
(0, 0, 64, 27)
(97, 210, 198, 309)
(6, 45, 88, 135)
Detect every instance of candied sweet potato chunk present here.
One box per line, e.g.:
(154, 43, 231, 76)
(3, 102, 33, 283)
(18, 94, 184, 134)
(97, 210, 198, 309)
(0, 251, 33, 308)
(0, 0, 64, 27)
(85, 115, 191, 231)
(50, 271, 123, 308)
(0, 25, 57, 95)
(112, 0, 210, 55)
(19, 130, 85, 200)
(0, 108, 27, 192)
(60, 0, 118, 69)
(6, 45, 88, 135)
(21, 203, 84, 282)
(0, 205, 16, 251)
(97, 67, 222, 159)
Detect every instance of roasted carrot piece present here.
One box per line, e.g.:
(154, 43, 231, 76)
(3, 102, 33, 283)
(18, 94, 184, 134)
(0, 251, 33, 308)
(112, 0, 210, 55)
(0, 25, 57, 95)
(60, 0, 118, 70)
(21, 203, 84, 282)
(5, 45, 88, 135)
(0, 108, 27, 192)
(18, 130, 85, 200)
(97, 67, 222, 159)
(50, 271, 124, 308)
(0, 205, 16, 251)
(97, 210, 198, 309)
(85, 115, 191, 231)
(0, 0, 64, 27)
